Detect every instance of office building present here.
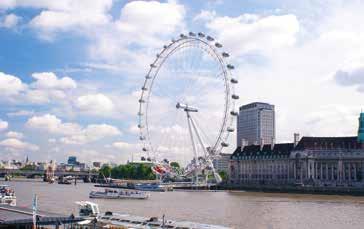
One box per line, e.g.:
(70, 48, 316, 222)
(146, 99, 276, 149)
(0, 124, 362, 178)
(237, 102, 275, 146)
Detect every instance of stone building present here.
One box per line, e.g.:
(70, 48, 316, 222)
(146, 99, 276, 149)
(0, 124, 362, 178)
(229, 113, 364, 187)
(212, 153, 231, 173)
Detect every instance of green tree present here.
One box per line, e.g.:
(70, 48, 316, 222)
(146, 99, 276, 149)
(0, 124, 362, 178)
(99, 165, 112, 178)
(170, 162, 180, 168)
(218, 170, 228, 183)
(20, 164, 36, 170)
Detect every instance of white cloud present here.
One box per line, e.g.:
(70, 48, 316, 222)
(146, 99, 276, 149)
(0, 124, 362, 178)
(31, 72, 77, 90)
(205, 13, 299, 55)
(48, 138, 56, 143)
(25, 0, 112, 39)
(0, 120, 8, 131)
(193, 10, 216, 22)
(5, 131, 23, 139)
(0, 71, 77, 105)
(0, 138, 38, 151)
(75, 93, 114, 115)
(26, 114, 121, 145)
(25, 72, 77, 104)
(112, 141, 132, 150)
(0, 14, 21, 28)
(26, 114, 81, 135)
(89, 0, 186, 71)
(0, 72, 26, 97)
(7, 110, 34, 117)
(334, 66, 364, 91)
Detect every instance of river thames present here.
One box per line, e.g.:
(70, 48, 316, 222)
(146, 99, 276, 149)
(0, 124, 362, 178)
(5, 179, 364, 229)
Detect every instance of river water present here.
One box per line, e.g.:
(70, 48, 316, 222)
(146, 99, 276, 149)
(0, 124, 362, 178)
(5, 179, 364, 229)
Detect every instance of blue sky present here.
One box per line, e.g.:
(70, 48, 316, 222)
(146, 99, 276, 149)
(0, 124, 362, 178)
(0, 0, 364, 164)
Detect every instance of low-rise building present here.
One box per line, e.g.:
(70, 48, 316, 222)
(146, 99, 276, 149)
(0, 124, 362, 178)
(212, 153, 231, 173)
(229, 113, 364, 187)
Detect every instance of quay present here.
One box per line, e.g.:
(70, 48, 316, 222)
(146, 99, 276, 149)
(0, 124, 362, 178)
(0, 205, 85, 228)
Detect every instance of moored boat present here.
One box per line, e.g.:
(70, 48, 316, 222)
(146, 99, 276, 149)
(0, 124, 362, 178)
(89, 188, 149, 200)
(76, 201, 231, 229)
(134, 183, 168, 192)
(0, 184, 16, 206)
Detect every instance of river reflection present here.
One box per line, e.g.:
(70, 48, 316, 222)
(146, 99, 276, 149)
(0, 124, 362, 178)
(5, 179, 364, 229)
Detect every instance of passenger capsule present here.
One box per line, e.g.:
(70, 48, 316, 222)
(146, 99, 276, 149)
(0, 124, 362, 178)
(172, 39, 176, 43)
(227, 127, 235, 132)
(227, 64, 235, 70)
(138, 112, 143, 116)
(230, 111, 238, 116)
(221, 142, 229, 147)
(215, 42, 222, 48)
(142, 147, 148, 151)
(150, 63, 156, 68)
(156, 54, 160, 58)
(222, 52, 229, 57)
(139, 136, 145, 141)
(206, 36, 214, 41)
(180, 34, 187, 38)
(198, 32, 205, 38)
(163, 45, 167, 49)
(145, 75, 152, 79)
(138, 99, 145, 103)
(230, 78, 238, 84)
(232, 94, 239, 100)
(142, 86, 148, 91)
(189, 32, 196, 37)
(137, 124, 144, 128)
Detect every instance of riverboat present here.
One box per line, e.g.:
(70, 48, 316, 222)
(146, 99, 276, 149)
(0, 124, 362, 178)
(0, 184, 16, 206)
(89, 188, 149, 199)
(76, 201, 231, 229)
(134, 183, 169, 192)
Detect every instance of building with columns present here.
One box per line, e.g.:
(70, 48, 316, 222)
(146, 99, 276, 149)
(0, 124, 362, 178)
(229, 113, 364, 187)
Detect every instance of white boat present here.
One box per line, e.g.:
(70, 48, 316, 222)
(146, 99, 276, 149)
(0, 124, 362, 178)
(76, 201, 231, 229)
(89, 188, 149, 199)
(0, 184, 16, 206)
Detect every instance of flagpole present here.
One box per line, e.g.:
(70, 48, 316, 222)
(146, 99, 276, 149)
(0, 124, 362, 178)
(32, 194, 38, 229)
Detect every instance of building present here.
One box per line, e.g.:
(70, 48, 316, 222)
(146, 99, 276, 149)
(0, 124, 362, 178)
(237, 102, 275, 146)
(67, 156, 78, 165)
(212, 153, 231, 173)
(229, 113, 364, 187)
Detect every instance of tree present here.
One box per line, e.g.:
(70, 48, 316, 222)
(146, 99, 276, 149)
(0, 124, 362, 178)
(170, 162, 180, 168)
(218, 170, 228, 183)
(99, 165, 112, 178)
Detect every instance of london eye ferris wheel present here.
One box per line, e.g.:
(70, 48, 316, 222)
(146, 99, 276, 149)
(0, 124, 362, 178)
(138, 32, 239, 181)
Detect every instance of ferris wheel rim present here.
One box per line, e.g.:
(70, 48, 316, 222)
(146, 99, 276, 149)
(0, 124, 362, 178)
(138, 32, 238, 163)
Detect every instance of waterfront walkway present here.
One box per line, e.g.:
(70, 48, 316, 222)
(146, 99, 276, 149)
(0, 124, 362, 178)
(0, 205, 85, 228)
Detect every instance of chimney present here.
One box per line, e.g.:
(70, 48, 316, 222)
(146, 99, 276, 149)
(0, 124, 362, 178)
(271, 137, 275, 150)
(241, 139, 248, 152)
(260, 138, 264, 151)
(294, 133, 300, 147)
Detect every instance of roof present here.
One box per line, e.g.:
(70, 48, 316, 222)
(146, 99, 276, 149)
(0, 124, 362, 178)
(239, 102, 274, 111)
(231, 136, 363, 159)
(0, 205, 84, 225)
(295, 136, 361, 150)
(232, 143, 294, 158)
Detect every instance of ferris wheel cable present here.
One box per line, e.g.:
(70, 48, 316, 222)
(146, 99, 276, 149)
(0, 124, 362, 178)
(192, 114, 215, 148)
(188, 114, 209, 158)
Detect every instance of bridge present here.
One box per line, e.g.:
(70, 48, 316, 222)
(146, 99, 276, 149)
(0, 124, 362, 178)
(0, 169, 99, 181)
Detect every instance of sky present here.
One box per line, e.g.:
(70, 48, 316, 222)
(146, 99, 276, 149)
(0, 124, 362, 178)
(0, 0, 364, 164)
